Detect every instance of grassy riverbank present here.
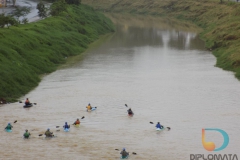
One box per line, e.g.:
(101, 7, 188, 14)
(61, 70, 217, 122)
(82, 0, 240, 80)
(0, 4, 114, 101)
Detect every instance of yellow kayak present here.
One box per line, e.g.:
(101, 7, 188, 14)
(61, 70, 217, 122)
(74, 124, 80, 127)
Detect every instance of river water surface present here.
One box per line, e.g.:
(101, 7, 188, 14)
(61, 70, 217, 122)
(0, 15, 240, 160)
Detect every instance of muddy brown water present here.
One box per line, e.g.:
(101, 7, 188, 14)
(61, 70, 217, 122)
(1, 15, 240, 160)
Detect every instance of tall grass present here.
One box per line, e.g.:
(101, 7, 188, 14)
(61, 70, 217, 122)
(82, 0, 240, 81)
(0, 4, 114, 101)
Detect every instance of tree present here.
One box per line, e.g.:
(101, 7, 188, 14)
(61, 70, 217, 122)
(50, 0, 67, 16)
(10, 6, 30, 23)
(65, 0, 81, 5)
(0, 13, 18, 28)
(37, 1, 48, 18)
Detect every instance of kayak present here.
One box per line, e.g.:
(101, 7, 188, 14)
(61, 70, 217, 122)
(120, 155, 129, 159)
(74, 124, 80, 127)
(92, 107, 97, 111)
(23, 103, 33, 108)
(87, 107, 97, 112)
(5, 129, 12, 132)
(64, 128, 70, 132)
(128, 112, 134, 116)
(156, 126, 164, 131)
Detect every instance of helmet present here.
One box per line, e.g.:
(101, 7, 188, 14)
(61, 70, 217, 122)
(88, 103, 90, 105)
(26, 130, 28, 132)
(65, 122, 67, 124)
(47, 128, 50, 131)
(8, 122, 10, 125)
(123, 148, 125, 151)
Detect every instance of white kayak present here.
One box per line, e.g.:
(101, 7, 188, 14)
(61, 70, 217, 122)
(156, 126, 164, 131)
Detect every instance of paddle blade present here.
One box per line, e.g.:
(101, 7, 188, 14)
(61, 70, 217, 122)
(19, 101, 22, 103)
(33, 103, 37, 105)
(125, 104, 128, 107)
(149, 122, 154, 124)
(56, 126, 60, 128)
(167, 127, 171, 130)
(115, 149, 119, 151)
(39, 134, 43, 136)
(81, 116, 85, 119)
(14, 120, 17, 123)
(132, 152, 137, 155)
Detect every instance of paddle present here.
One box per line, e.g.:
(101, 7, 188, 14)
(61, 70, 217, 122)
(19, 101, 37, 105)
(14, 120, 17, 123)
(125, 104, 128, 107)
(39, 133, 55, 137)
(115, 149, 137, 155)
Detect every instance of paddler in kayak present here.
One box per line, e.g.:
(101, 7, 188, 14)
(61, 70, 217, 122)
(25, 98, 30, 105)
(156, 122, 163, 129)
(23, 130, 31, 138)
(127, 108, 133, 115)
(45, 128, 54, 137)
(73, 118, 80, 125)
(120, 148, 129, 159)
(5, 123, 13, 130)
(63, 122, 70, 129)
(86, 103, 92, 111)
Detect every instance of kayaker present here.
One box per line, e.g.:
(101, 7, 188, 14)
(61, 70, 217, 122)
(63, 122, 70, 129)
(23, 130, 31, 138)
(127, 108, 133, 115)
(156, 122, 163, 129)
(86, 103, 92, 111)
(25, 98, 30, 105)
(73, 119, 80, 125)
(45, 128, 53, 137)
(5, 123, 13, 130)
(120, 148, 129, 159)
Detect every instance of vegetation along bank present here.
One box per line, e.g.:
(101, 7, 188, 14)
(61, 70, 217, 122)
(0, 3, 114, 102)
(82, 0, 240, 81)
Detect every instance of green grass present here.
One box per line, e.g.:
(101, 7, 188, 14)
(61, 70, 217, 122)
(82, 0, 240, 81)
(0, 4, 114, 101)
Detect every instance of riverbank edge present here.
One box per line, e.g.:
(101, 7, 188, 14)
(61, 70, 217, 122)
(82, 0, 240, 81)
(0, 4, 115, 102)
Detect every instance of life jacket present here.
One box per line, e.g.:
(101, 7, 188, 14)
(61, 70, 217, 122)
(156, 123, 161, 128)
(45, 131, 52, 137)
(87, 105, 92, 110)
(6, 125, 12, 130)
(75, 120, 80, 124)
(24, 132, 30, 137)
(64, 124, 69, 129)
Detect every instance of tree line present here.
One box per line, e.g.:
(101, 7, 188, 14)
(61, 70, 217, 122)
(0, 0, 81, 28)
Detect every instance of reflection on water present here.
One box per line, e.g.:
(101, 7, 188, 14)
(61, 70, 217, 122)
(0, 15, 240, 160)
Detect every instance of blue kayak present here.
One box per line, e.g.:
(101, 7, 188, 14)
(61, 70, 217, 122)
(120, 155, 129, 159)
(5, 129, 12, 132)
(23, 103, 33, 108)
(87, 107, 97, 112)
(91, 107, 97, 111)
(64, 128, 70, 132)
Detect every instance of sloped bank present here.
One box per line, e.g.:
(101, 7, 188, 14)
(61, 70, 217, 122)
(82, 0, 240, 81)
(0, 4, 114, 102)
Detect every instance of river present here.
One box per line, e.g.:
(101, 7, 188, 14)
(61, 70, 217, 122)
(0, 15, 240, 160)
